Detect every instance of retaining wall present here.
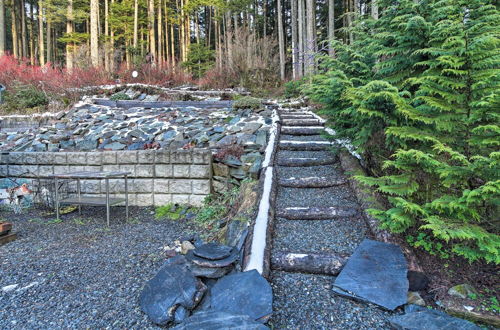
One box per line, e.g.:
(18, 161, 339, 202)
(0, 149, 212, 206)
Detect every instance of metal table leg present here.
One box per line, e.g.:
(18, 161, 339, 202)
(77, 179, 81, 215)
(106, 178, 110, 226)
(55, 178, 59, 221)
(125, 175, 129, 221)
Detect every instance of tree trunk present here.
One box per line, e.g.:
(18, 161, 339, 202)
(328, 0, 335, 56)
(291, 0, 298, 79)
(90, 0, 99, 67)
(0, 0, 5, 56)
(148, 0, 156, 61)
(66, 0, 74, 71)
(133, 0, 138, 48)
(104, 0, 109, 71)
(11, 0, 19, 58)
(110, 0, 115, 71)
(297, 0, 305, 77)
(46, 17, 52, 63)
(277, 0, 285, 80)
(305, 0, 315, 75)
(371, 0, 378, 20)
(21, 0, 28, 58)
(184, 0, 190, 59)
(29, 0, 35, 64)
(178, 0, 184, 62)
(38, 0, 44, 65)
(271, 251, 347, 275)
(170, 21, 175, 67)
(157, 0, 163, 65)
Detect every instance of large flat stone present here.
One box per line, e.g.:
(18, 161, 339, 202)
(210, 270, 273, 322)
(193, 243, 233, 260)
(333, 239, 408, 311)
(186, 249, 239, 268)
(139, 256, 206, 325)
(390, 305, 481, 330)
(172, 311, 269, 330)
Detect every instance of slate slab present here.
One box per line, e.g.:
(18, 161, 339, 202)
(332, 239, 408, 311)
(210, 270, 273, 322)
(172, 311, 269, 330)
(193, 243, 233, 260)
(186, 249, 239, 268)
(390, 305, 481, 330)
(188, 263, 233, 279)
(139, 256, 206, 325)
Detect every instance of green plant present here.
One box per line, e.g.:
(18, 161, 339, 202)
(155, 203, 189, 220)
(284, 79, 305, 98)
(109, 92, 131, 101)
(182, 43, 215, 79)
(233, 96, 263, 111)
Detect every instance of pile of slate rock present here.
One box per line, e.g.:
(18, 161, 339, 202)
(139, 242, 272, 328)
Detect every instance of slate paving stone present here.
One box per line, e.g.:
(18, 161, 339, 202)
(188, 263, 233, 279)
(172, 311, 269, 330)
(186, 249, 239, 268)
(139, 256, 206, 325)
(333, 239, 408, 311)
(390, 305, 481, 330)
(210, 270, 273, 323)
(193, 242, 233, 260)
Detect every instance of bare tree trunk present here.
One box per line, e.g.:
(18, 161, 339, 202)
(148, 0, 156, 61)
(46, 16, 52, 63)
(291, 0, 298, 79)
(11, 0, 19, 58)
(21, 0, 28, 58)
(298, 0, 305, 77)
(38, 0, 44, 65)
(66, 0, 74, 71)
(277, 0, 285, 80)
(347, 0, 353, 44)
(29, 0, 35, 64)
(164, 0, 169, 64)
(371, 0, 378, 20)
(0, 0, 5, 56)
(184, 0, 190, 59)
(90, 0, 99, 67)
(110, 0, 115, 71)
(305, 0, 315, 75)
(104, 0, 110, 70)
(178, 0, 184, 62)
(133, 0, 138, 48)
(157, 0, 163, 65)
(328, 0, 335, 56)
(169, 21, 175, 67)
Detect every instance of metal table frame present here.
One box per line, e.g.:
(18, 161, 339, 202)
(49, 171, 131, 226)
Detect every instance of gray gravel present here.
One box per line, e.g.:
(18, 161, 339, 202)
(277, 164, 344, 179)
(269, 271, 394, 329)
(277, 186, 358, 209)
(0, 206, 197, 329)
(280, 134, 330, 142)
(272, 215, 368, 254)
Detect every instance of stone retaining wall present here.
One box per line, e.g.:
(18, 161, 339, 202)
(0, 149, 212, 206)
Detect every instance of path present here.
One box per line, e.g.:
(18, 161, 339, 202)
(268, 106, 393, 329)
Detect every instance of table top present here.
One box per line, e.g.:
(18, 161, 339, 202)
(48, 171, 131, 179)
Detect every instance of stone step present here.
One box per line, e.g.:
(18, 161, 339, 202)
(281, 126, 324, 135)
(279, 140, 333, 151)
(281, 119, 323, 127)
(277, 157, 337, 167)
(279, 176, 347, 188)
(277, 206, 357, 220)
(271, 251, 348, 275)
(280, 114, 315, 118)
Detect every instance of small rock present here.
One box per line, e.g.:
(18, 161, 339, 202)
(448, 284, 478, 299)
(181, 241, 196, 255)
(2, 284, 19, 293)
(407, 292, 425, 306)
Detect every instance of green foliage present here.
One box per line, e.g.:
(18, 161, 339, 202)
(11, 86, 50, 109)
(194, 185, 241, 230)
(109, 92, 131, 101)
(306, 0, 500, 264)
(155, 203, 190, 220)
(233, 96, 263, 110)
(182, 43, 215, 79)
(284, 79, 305, 98)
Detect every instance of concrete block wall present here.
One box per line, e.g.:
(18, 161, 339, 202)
(0, 149, 212, 206)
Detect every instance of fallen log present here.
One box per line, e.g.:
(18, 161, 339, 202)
(281, 127, 324, 135)
(277, 207, 358, 220)
(282, 119, 323, 126)
(277, 157, 337, 167)
(271, 251, 348, 275)
(279, 176, 347, 188)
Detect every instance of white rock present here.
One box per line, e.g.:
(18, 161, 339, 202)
(2, 284, 19, 293)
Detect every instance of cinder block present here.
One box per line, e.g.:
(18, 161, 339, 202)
(171, 150, 192, 164)
(53, 152, 67, 164)
(132, 179, 154, 193)
(155, 164, 172, 178)
(7, 152, 25, 164)
(38, 165, 54, 176)
(69, 165, 86, 173)
(102, 164, 120, 173)
(192, 180, 211, 195)
(171, 194, 190, 205)
(155, 150, 170, 164)
(189, 194, 206, 206)
(81, 180, 101, 193)
(169, 179, 192, 194)
(173, 165, 190, 178)
(119, 164, 135, 176)
(138, 150, 155, 164)
(190, 165, 210, 178)
(86, 152, 102, 165)
(22, 165, 39, 177)
(84, 165, 102, 173)
(24, 153, 38, 165)
(0, 165, 8, 177)
(118, 151, 137, 164)
(37, 153, 54, 165)
(136, 194, 153, 206)
(54, 165, 70, 175)
(192, 149, 211, 164)
(102, 151, 117, 164)
(154, 194, 172, 206)
(136, 164, 155, 178)
(154, 179, 169, 193)
(65, 152, 87, 165)
(7, 165, 25, 176)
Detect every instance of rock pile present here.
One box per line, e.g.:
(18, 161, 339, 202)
(140, 242, 273, 327)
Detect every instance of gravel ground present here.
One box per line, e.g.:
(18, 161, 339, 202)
(272, 215, 368, 254)
(277, 186, 359, 209)
(0, 206, 197, 329)
(277, 164, 344, 179)
(269, 271, 394, 329)
(277, 150, 338, 163)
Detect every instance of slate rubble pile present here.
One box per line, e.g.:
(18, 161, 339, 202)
(140, 241, 272, 328)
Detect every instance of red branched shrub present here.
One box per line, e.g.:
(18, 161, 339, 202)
(116, 61, 193, 86)
(214, 144, 245, 161)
